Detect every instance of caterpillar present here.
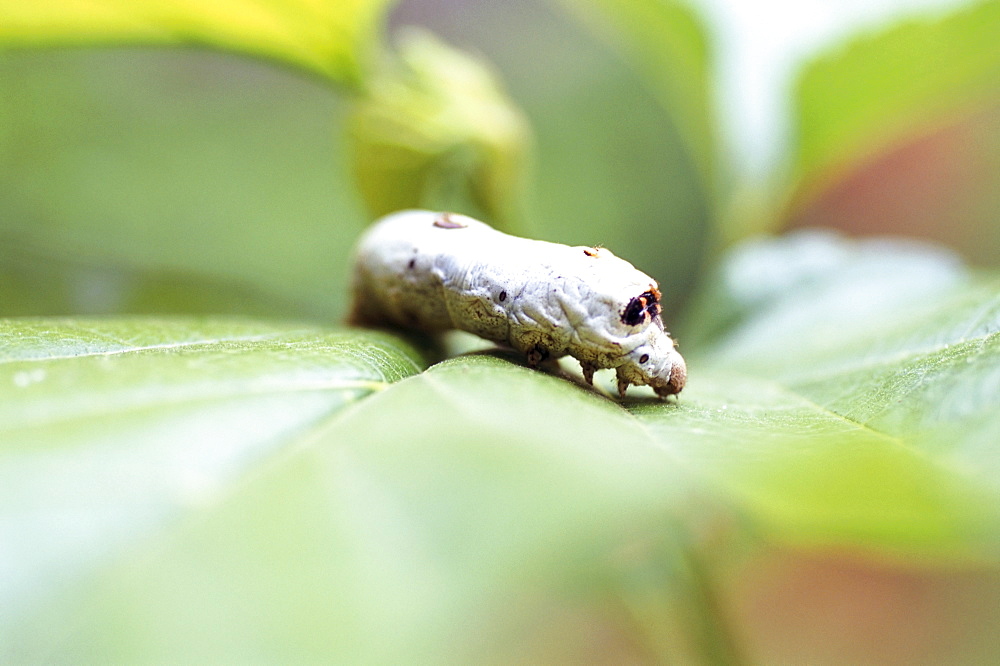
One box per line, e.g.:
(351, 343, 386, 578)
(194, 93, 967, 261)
(349, 210, 686, 399)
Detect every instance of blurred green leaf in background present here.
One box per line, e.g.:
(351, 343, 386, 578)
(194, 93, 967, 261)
(786, 0, 1000, 265)
(1, 0, 999, 662)
(348, 29, 532, 232)
(0, 0, 392, 86)
(791, 0, 1000, 192)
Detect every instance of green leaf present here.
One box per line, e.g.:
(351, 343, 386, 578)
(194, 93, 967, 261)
(0, 0, 396, 87)
(0, 316, 426, 656)
(551, 0, 716, 194)
(0, 49, 365, 319)
(347, 30, 532, 232)
(676, 230, 1000, 550)
(791, 0, 1000, 198)
(0, 240, 308, 317)
(3, 234, 999, 660)
(1, 349, 734, 662)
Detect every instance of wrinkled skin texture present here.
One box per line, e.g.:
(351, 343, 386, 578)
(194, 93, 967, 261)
(350, 210, 686, 398)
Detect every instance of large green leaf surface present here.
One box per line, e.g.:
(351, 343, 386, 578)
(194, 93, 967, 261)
(2, 233, 999, 660)
(0, 0, 395, 87)
(0, 318, 426, 657)
(682, 232, 1000, 550)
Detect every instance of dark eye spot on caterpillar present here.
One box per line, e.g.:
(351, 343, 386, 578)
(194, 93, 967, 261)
(499, 290, 507, 302)
(621, 290, 660, 326)
(639, 353, 649, 364)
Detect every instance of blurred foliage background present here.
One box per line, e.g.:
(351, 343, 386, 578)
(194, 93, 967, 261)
(1, 0, 999, 662)
(1, 0, 996, 322)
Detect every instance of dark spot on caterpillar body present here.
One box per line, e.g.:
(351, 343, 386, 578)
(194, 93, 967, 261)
(499, 291, 507, 302)
(639, 354, 649, 364)
(407, 258, 416, 269)
(526, 346, 549, 368)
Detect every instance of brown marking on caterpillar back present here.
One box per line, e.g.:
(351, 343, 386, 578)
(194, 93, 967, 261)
(433, 212, 468, 229)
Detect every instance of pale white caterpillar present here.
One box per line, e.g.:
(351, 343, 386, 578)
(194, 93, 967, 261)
(349, 210, 686, 398)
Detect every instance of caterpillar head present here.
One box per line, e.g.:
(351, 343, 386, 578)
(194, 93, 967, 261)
(616, 287, 687, 398)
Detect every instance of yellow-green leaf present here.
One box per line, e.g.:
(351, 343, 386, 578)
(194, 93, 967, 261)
(347, 30, 531, 231)
(0, 0, 396, 87)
